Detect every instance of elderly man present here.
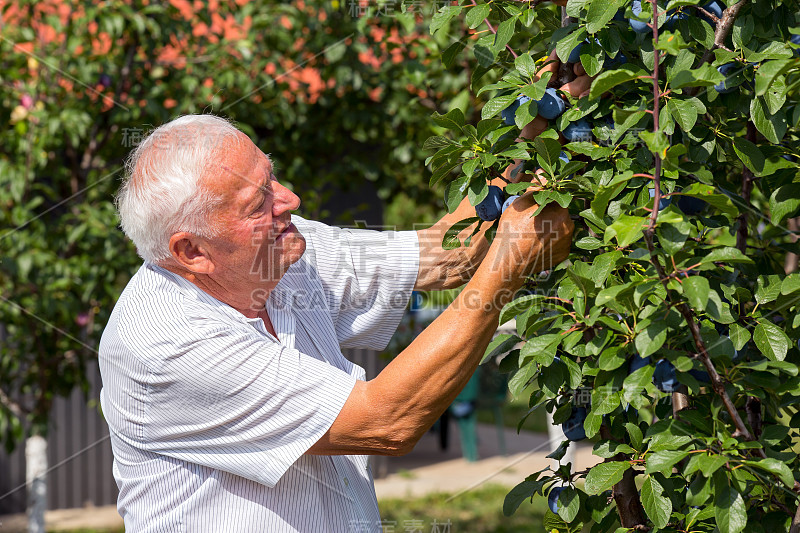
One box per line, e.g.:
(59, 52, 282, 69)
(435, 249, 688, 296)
(100, 88, 577, 529)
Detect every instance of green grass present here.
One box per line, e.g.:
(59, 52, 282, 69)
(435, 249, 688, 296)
(378, 483, 549, 533)
(50, 486, 550, 533)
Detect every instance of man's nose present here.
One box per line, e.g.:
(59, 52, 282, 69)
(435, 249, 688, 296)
(272, 181, 301, 215)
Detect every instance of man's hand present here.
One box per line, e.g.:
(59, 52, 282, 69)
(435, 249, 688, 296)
(482, 195, 574, 287)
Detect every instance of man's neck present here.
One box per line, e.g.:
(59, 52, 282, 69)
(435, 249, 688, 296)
(158, 262, 274, 319)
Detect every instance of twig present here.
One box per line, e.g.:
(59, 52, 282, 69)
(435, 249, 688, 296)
(0, 386, 26, 420)
(470, 0, 518, 58)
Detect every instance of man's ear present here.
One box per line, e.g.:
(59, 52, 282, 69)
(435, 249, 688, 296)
(169, 232, 215, 274)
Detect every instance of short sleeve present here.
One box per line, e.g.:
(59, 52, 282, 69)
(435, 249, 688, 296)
(292, 215, 420, 350)
(111, 316, 356, 488)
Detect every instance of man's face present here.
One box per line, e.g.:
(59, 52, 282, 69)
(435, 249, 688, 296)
(201, 133, 306, 303)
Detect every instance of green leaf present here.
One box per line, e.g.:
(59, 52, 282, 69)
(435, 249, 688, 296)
(755, 59, 793, 96)
(699, 246, 753, 264)
(580, 37, 603, 77)
(646, 450, 689, 475)
(482, 333, 521, 364)
(679, 183, 737, 217)
(753, 321, 789, 362)
(482, 94, 517, 121)
(515, 53, 536, 79)
(715, 484, 747, 533)
(769, 184, 800, 225)
(751, 97, 787, 144)
(604, 215, 647, 248)
(657, 219, 690, 255)
(442, 41, 467, 69)
(742, 458, 795, 487)
(442, 217, 479, 249)
(493, 16, 517, 53)
(533, 136, 564, 169)
(556, 27, 587, 63)
(500, 294, 544, 325)
(431, 108, 465, 130)
(670, 98, 698, 132)
(683, 276, 710, 311)
(593, 440, 636, 459)
(508, 363, 537, 397)
(546, 439, 571, 461)
(557, 485, 580, 523)
(444, 175, 470, 212)
(732, 137, 765, 176)
(641, 477, 671, 529)
(588, 67, 649, 100)
(503, 471, 548, 516)
(423, 135, 457, 151)
(430, 5, 462, 35)
(585, 0, 625, 33)
(584, 461, 631, 495)
(621, 424, 643, 453)
(635, 321, 667, 358)
(755, 275, 782, 305)
(520, 334, 561, 366)
(781, 273, 800, 295)
(465, 3, 491, 29)
(696, 454, 729, 477)
(728, 324, 751, 351)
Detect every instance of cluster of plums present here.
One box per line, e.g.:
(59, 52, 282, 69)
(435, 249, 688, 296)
(500, 87, 566, 127)
(474, 151, 571, 221)
(475, 185, 518, 221)
(628, 0, 723, 33)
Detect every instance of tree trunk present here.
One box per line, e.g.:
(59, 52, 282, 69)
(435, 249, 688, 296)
(26, 435, 47, 533)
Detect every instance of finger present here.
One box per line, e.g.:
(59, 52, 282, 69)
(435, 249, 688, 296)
(561, 74, 593, 98)
(535, 49, 560, 81)
(573, 62, 586, 77)
(520, 116, 549, 140)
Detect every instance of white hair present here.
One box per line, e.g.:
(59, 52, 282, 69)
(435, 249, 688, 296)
(116, 115, 243, 264)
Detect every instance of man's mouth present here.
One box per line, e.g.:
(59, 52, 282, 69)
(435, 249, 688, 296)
(276, 223, 295, 241)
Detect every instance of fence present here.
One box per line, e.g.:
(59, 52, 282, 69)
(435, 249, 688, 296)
(0, 348, 386, 515)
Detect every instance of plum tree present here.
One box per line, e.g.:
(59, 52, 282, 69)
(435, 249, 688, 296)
(426, 0, 800, 531)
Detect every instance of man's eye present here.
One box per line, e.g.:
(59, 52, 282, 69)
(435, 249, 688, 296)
(251, 199, 266, 216)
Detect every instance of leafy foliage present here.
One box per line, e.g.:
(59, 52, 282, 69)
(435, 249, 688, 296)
(425, 0, 800, 531)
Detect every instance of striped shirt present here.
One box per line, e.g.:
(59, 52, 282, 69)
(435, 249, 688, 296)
(99, 215, 419, 532)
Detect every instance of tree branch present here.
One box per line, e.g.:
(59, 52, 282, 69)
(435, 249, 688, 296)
(698, 0, 750, 65)
(0, 386, 26, 420)
(737, 122, 763, 442)
(470, 0, 518, 58)
(600, 425, 647, 528)
(791, 502, 800, 533)
(639, 0, 764, 457)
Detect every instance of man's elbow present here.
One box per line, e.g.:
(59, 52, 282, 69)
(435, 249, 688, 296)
(377, 427, 420, 456)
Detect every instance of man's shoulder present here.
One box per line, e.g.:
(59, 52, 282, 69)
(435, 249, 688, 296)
(101, 264, 246, 366)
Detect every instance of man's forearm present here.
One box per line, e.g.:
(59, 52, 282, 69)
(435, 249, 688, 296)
(365, 241, 529, 453)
